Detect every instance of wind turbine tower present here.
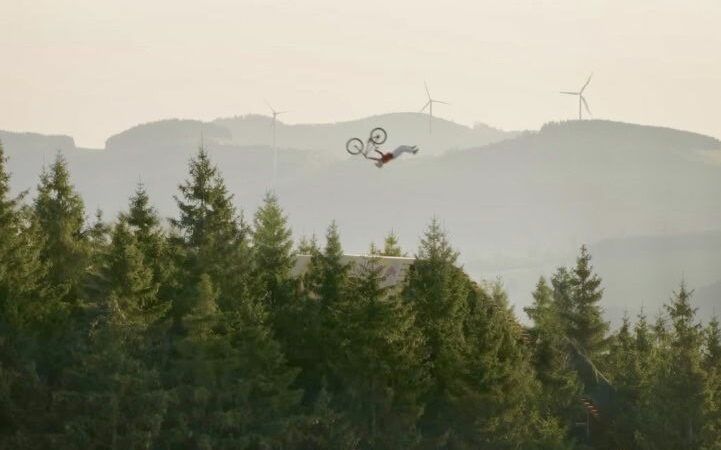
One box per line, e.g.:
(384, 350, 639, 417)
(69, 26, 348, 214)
(420, 82, 449, 134)
(560, 73, 593, 120)
(266, 100, 287, 188)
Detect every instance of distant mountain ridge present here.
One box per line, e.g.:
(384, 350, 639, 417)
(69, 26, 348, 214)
(212, 112, 513, 157)
(102, 112, 514, 157)
(105, 119, 231, 152)
(0, 130, 76, 153)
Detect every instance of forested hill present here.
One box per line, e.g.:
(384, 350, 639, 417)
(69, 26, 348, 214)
(103, 112, 513, 156)
(0, 129, 76, 153)
(212, 112, 512, 156)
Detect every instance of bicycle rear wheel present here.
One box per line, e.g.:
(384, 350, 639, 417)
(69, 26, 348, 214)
(345, 137, 364, 155)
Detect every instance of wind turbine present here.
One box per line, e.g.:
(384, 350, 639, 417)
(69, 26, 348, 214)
(420, 82, 449, 134)
(560, 73, 593, 120)
(265, 100, 287, 188)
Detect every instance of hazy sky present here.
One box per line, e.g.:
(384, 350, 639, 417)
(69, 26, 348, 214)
(2, 0, 720, 148)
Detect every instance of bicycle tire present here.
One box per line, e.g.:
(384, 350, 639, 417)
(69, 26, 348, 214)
(369, 127, 387, 145)
(345, 137, 364, 155)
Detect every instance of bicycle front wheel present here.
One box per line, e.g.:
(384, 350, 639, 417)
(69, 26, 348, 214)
(369, 127, 387, 145)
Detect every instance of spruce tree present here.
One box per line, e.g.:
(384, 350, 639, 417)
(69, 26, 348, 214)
(403, 218, 470, 446)
(251, 191, 294, 309)
(705, 317, 721, 371)
(159, 274, 299, 449)
(52, 312, 167, 450)
(124, 184, 174, 301)
(290, 222, 350, 400)
(171, 148, 253, 315)
(525, 277, 582, 426)
(334, 257, 428, 448)
(551, 246, 610, 416)
(296, 234, 319, 255)
(48, 205, 169, 449)
(33, 153, 90, 309)
(459, 281, 569, 449)
(638, 283, 707, 450)
(28, 154, 91, 430)
(0, 141, 46, 329)
(605, 314, 649, 449)
(550, 266, 574, 328)
(0, 141, 52, 448)
(702, 317, 721, 449)
(370, 230, 406, 257)
(92, 219, 166, 326)
(568, 245, 609, 363)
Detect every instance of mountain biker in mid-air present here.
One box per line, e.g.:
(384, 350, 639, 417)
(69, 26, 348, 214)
(345, 127, 419, 168)
(367, 145, 419, 168)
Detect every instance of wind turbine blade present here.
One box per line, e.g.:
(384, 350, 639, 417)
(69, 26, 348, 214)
(277, 111, 288, 115)
(424, 81, 431, 99)
(560, 91, 579, 95)
(434, 100, 450, 105)
(580, 73, 593, 93)
(264, 99, 275, 114)
(420, 101, 430, 112)
(581, 96, 592, 116)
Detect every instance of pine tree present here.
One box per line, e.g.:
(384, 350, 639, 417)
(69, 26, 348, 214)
(33, 153, 90, 309)
(296, 234, 319, 255)
(333, 257, 428, 448)
(87, 209, 110, 252)
(0, 141, 53, 448)
(92, 219, 166, 326)
(124, 184, 174, 301)
(171, 148, 253, 315)
(0, 141, 46, 330)
(26, 154, 92, 433)
(701, 317, 721, 450)
(251, 191, 294, 309)
(550, 266, 574, 328)
(310, 222, 349, 308)
(44, 200, 169, 449)
(51, 313, 168, 450)
(568, 245, 609, 363)
(458, 281, 569, 449)
(549, 246, 610, 425)
(403, 218, 471, 447)
(159, 274, 300, 449)
(638, 283, 707, 450)
(525, 278, 582, 427)
(370, 230, 406, 257)
(290, 222, 351, 401)
(605, 313, 650, 449)
(705, 317, 721, 371)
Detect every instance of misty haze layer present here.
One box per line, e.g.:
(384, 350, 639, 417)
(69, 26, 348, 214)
(2, 114, 720, 324)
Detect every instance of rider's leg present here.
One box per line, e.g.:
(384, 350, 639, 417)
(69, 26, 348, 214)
(392, 145, 420, 158)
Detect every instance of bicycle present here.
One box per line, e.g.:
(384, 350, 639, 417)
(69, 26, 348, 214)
(345, 127, 388, 158)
